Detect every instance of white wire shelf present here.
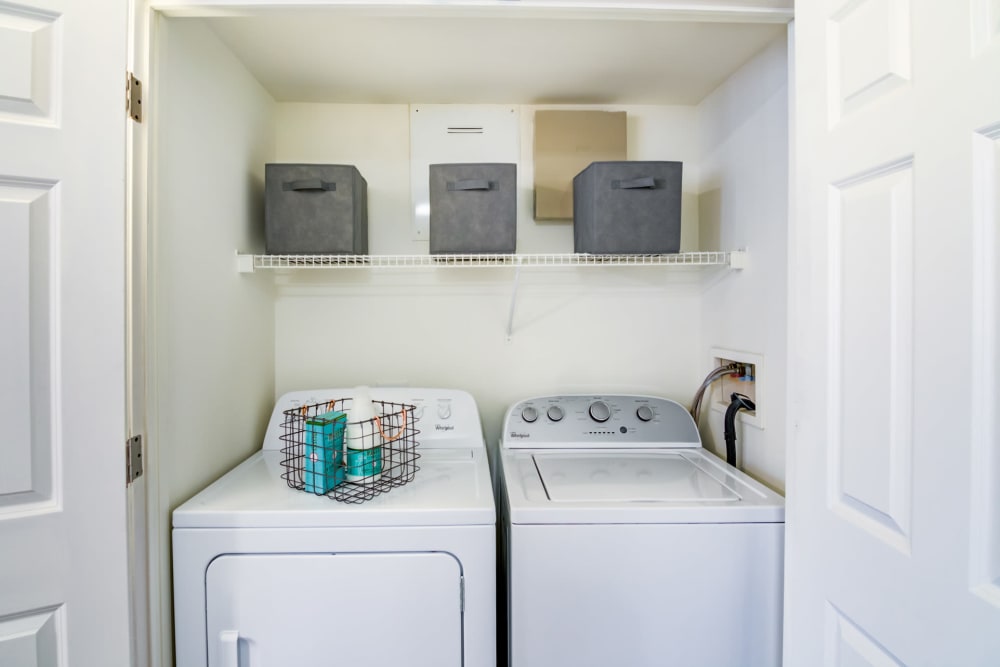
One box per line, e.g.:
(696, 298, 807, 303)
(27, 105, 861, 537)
(237, 250, 747, 272)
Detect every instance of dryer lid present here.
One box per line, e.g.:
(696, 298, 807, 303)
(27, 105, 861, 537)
(533, 452, 740, 502)
(172, 449, 495, 529)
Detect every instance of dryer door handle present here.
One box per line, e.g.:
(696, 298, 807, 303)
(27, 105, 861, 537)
(219, 630, 240, 667)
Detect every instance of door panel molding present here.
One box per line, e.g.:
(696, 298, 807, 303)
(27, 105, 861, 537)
(825, 603, 906, 667)
(826, 158, 914, 555)
(827, 0, 912, 127)
(0, 3, 59, 125)
(0, 604, 65, 667)
(0, 178, 58, 516)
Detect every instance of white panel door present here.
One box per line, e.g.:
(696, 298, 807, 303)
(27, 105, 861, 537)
(0, 1, 129, 665)
(787, 0, 1000, 665)
(206, 552, 463, 667)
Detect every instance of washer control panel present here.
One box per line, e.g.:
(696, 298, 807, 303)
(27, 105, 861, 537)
(503, 394, 701, 449)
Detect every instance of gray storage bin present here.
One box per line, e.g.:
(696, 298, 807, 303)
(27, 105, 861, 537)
(265, 164, 368, 254)
(573, 161, 682, 254)
(429, 163, 517, 254)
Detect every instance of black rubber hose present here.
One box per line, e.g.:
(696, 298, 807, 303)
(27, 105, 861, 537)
(723, 393, 756, 467)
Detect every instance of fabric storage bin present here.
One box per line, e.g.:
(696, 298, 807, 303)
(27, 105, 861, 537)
(265, 164, 368, 254)
(573, 161, 683, 254)
(429, 163, 517, 254)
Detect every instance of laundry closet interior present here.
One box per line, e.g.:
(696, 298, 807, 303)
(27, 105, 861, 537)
(140, 1, 792, 661)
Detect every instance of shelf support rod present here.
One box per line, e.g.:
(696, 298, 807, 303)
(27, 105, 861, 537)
(506, 262, 522, 341)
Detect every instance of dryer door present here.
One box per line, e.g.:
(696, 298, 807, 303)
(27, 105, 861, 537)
(206, 552, 462, 666)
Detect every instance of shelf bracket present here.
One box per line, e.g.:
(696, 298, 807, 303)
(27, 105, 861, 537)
(729, 249, 749, 269)
(236, 251, 255, 273)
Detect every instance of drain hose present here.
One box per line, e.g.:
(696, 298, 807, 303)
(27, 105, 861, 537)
(723, 393, 756, 467)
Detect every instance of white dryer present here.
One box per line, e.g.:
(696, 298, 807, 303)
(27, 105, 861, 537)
(497, 394, 784, 667)
(173, 388, 495, 667)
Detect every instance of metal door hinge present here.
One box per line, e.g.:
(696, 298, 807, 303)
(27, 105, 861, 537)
(127, 72, 143, 123)
(127, 435, 144, 485)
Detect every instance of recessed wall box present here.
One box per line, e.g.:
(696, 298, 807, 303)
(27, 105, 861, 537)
(709, 347, 764, 430)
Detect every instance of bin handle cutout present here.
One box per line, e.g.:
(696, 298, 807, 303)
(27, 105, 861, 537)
(448, 179, 495, 192)
(612, 176, 657, 190)
(284, 179, 337, 192)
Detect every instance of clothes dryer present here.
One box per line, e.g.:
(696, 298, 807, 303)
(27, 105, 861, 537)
(497, 394, 784, 667)
(173, 388, 495, 667)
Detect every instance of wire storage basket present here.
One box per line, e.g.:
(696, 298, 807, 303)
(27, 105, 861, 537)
(279, 398, 420, 504)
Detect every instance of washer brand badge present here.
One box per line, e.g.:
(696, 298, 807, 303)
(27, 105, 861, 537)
(510, 432, 531, 439)
(435, 424, 455, 432)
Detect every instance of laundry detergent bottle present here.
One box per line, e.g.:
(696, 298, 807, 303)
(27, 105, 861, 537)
(345, 385, 383, 482)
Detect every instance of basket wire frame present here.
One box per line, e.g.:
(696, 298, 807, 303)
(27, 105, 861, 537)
(280, 398, 420, 503)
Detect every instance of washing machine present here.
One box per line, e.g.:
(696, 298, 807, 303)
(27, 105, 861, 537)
(497, 394, 784, 667)
(173, 388, 495, 667)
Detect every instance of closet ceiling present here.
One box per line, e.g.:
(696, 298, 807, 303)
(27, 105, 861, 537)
(202, 11, 787, 105)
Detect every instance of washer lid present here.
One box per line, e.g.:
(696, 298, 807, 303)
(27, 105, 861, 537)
(500, 448, 784, 524)
(533, 452, 740, 503)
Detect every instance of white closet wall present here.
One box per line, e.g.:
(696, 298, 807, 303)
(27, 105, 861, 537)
(152, 16, 277, 507)
(698, 34, 789, 491)
(149, 17, 277, 666)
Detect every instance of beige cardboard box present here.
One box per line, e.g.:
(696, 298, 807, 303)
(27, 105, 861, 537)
(533, 110, 627, 220)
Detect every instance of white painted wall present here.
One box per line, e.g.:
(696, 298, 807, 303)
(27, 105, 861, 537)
(272, 102, 707, 446)
(149, 16, 276, 667)
(697, 34, 789, 491)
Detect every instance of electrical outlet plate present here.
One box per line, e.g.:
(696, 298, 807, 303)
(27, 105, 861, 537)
(709, 347, 764, 430)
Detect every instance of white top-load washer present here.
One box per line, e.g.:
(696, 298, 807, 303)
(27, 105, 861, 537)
(497, 394, 784, 667)
(173, 388, 495, 667)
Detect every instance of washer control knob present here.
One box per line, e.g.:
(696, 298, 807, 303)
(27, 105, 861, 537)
(589, 400, 612, 423)
(521, 406, 539, 423)
(547, 406, 565, 422)
(636, 405, 654, 422)
(437, 402, 452, 420)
